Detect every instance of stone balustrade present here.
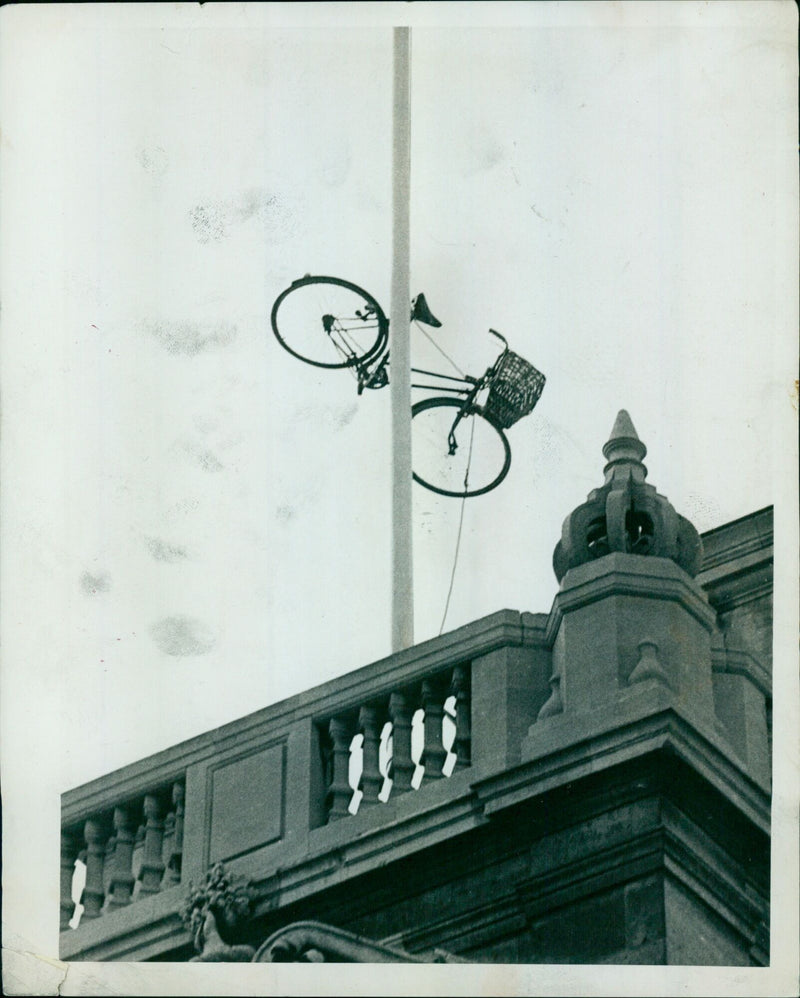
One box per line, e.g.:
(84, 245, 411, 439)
(320, 663, 471, 821)
(61, 779, 185, 931)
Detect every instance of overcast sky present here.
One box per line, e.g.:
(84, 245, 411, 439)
(2, 3, 797, 988)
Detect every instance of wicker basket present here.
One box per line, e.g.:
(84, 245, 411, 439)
(483, 351, 546, 429)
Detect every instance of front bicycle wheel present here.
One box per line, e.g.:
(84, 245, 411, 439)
(411, 397, 511, 498)
(271, 275, 388, 369)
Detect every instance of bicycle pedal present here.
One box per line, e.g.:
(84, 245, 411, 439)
(411, 293, 442, 328)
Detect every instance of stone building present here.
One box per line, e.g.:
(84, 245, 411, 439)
(60, 411, 772, 965)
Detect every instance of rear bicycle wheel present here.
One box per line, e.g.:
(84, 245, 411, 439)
(271, 275, 388, 369)
(411, 397, 511, 498)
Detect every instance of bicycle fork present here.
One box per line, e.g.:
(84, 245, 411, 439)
(446, 393, 478, 456)
(322, 312, 384, 389)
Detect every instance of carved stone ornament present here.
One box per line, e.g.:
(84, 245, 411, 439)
(253, 920, 460, 963)
(552, 410, 702, 583)
(180, 862, 255, 962)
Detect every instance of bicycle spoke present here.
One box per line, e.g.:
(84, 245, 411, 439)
(330, 318, 381, 362)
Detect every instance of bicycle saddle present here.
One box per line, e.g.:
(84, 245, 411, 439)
(410, 293, 442, 328)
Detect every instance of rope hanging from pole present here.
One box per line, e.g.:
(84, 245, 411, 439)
(439, 413, 476, 635)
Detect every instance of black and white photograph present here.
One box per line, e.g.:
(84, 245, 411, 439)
(1, 2, 798, 995)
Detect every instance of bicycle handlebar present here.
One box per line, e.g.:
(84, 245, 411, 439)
(488, 328, 508, 348)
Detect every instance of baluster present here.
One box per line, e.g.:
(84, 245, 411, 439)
(102, 834, 116, 900)
(358, 705, 384, 808)
(320, 733, 333, 795)
(421, 678, 447, 781)
(161, 811, 176, 887)
(326, 715, 355, 821)
(388, 692, 415, 795)
(107, 806, 136, 908)
(159, 782, 185, 888)
(131, 824, 145, 897)
(450, 666, 471, 770)
(138, 794, 166, 896)
(80, 819, 106, 919)
(60, 832, 79, 930)
(165, 782, 185, 883)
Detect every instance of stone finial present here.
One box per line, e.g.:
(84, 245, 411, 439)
(552, 411, 702, 582)
(602, 410, 647, 483)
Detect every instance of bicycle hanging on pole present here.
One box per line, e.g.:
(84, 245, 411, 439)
(270, 274, 546, 499)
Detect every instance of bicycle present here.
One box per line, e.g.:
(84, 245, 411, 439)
(270, 274, 546, 498)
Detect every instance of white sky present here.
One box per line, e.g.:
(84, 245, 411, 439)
(1, 3, 798, 993)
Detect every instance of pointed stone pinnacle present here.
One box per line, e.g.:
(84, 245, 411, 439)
(602, 410, 647, 482)
(609, 409, 640, 442)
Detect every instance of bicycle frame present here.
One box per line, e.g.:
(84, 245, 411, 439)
(351, 331, 509, 462)
(355, 330, 509, 401)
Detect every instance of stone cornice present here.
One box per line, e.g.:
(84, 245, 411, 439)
(380, 887, 527, 957)
(545, 555, 717, 646)
(59, 884, 189, 962)
(662, 803, 766, 939)
(516, 828, 665, 919)
(713, 646, 772, 698)
(481, 702, 770, 833)
(699, 549, 774, 613)
(699, 506, 773, 572)
(250, 770, 484, 910)
(697, 506, 773, 612)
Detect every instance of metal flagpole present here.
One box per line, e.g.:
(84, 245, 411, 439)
(391, 26, 413, 652)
